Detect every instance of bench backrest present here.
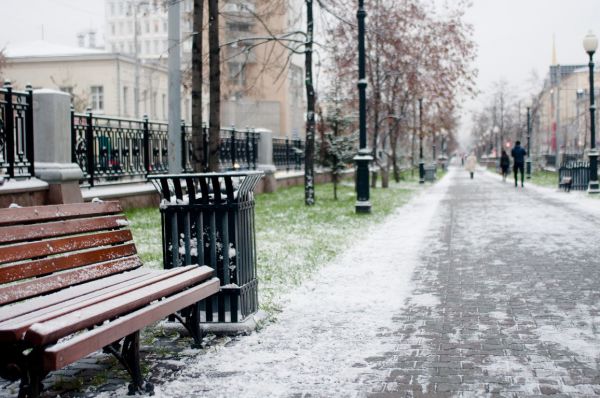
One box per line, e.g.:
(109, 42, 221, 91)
(0, 201, 142, 305)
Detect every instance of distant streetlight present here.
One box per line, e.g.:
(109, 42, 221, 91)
(583, 30, 599, 193)
(355, 0, 372, 212)
(525, 98, 533, 179)
(418, 98, 425, 184)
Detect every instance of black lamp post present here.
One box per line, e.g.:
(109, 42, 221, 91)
(584, 31, 599, 193)
(418, 98, 425, 184)
(355, 0, 372, 212)
(526, 99, 532, 179)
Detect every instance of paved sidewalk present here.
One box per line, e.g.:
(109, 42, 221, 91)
(4, 166, 600, 397)
(370, 167, 600, 397)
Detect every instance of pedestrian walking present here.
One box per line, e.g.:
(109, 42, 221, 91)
(466, 152, 477, 179)
(500, 150, 510, 182)
(511, 140, 527, 187)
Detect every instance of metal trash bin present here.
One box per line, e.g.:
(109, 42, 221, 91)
(424, 164, 437, 182)
(149, 171, 263, 324)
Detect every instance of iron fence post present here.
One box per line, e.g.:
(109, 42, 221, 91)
(180, 119, 186, 172)
(203, 123, 209, 171)
(285, 138, 290, 172)
(143, 114, 150, 175)
(231, 125, 236, 169)
(85, 108, 95, 187)
(70, 105, 76, 164)
(25, 84, 34, 177)
(4, 80, 15, 178)
(245, 127, 251, 169)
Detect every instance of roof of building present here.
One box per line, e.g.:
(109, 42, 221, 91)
(4, 40, 108, 58)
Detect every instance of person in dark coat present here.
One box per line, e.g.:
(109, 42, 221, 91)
(500, 150, 510, 182)
(511, 141, 527, 187)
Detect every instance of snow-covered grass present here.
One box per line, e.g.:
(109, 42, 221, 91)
(125, 178, 420, 317)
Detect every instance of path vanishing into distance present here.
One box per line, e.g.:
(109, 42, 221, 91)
(95, 166, 600, 397)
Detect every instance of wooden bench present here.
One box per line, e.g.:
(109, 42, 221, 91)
(559, 176, 573, 192)
(0, 201, 220, 397)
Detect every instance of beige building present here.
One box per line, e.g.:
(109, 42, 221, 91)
(537, 63, 600, 156)
(3, 41, 173, 120)
(104, 0, 306, 137)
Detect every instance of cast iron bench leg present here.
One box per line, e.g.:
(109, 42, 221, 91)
(104, 331, 154, 396)
(18, 350, 44, 398)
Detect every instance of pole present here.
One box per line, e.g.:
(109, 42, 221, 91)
(168, 0, 182, 173)
(354, 0, 372, 213)
(418, 98, 424, 184)
(526, 106, 532, 179)
(134, 1, 140, 118)
(588, 51, 599, 193)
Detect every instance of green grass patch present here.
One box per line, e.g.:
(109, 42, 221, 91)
(126, 176, 423, 316)
(531, 169, 558, 188)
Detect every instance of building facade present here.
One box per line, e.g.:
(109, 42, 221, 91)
(537, 63, 600, 158)
(104, 0, 306, 137)
(3, 41, 171, 120)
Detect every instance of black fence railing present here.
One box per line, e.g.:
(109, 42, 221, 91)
(218, 126, 259, 171)
(0, 81, 34, 180)
(71, 111, 259, 187)
(558, 160, 591, 191)
(272, 137, 304, 171)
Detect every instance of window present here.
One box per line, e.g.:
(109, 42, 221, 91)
(151, 91, 157, 115)
(90, 86, 104, 112)
(154, 40, 159, 54)
(163, 21, 167, 32)
(111, 23, 115, 35)
(228, 62, 246, 86)
(145, 21, 150, 34)
(228, 22, 251, 32)
(142, 89, 148, 114)
(162, 94, 166, 120)
(123, 86, 129, 116)
(154, 20, 159, 33)
(110, 2, 115, 16)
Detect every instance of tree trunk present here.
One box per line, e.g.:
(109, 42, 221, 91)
(304, 0, 315, 205)
(191, 0, 205, 171)
(381, 165, 389, 188)
(208, 0, 220, 171)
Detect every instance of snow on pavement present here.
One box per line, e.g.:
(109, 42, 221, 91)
(105, 171, 452, 397)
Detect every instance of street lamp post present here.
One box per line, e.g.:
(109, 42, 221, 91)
(355, 0, 372, 212)
(418, 98, 425, 184)
(526, 99, 532, 179)
(584, 31, 599, 193)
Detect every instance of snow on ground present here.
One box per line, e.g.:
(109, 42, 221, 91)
(100, 172, 452, 397)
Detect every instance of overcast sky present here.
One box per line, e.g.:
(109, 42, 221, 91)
(0, 0, 598, 141)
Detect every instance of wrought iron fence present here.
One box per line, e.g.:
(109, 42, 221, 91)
(272, 137, 304, 171)
(218, 126, 259, 170)
(0, 81, 34, 180)
(558, 160, 591, 191)
(72, 110, 259, 187)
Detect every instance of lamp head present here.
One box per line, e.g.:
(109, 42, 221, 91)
(583, 30, 598, 55)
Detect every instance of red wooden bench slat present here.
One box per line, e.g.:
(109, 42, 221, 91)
(0, 229, 133, 265)
(42, 276, 220, 372)
(0, 267, 199, 342)
(0, 215, 129, 244)
(0, 243, 138, 284)
(0, 202, 122, 227)
(0, 268, 153, 324)
(26, 265, 215, 345)
(0, 256, 143, 305)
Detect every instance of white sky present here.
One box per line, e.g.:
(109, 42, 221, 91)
(0, 0, 598, 143)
